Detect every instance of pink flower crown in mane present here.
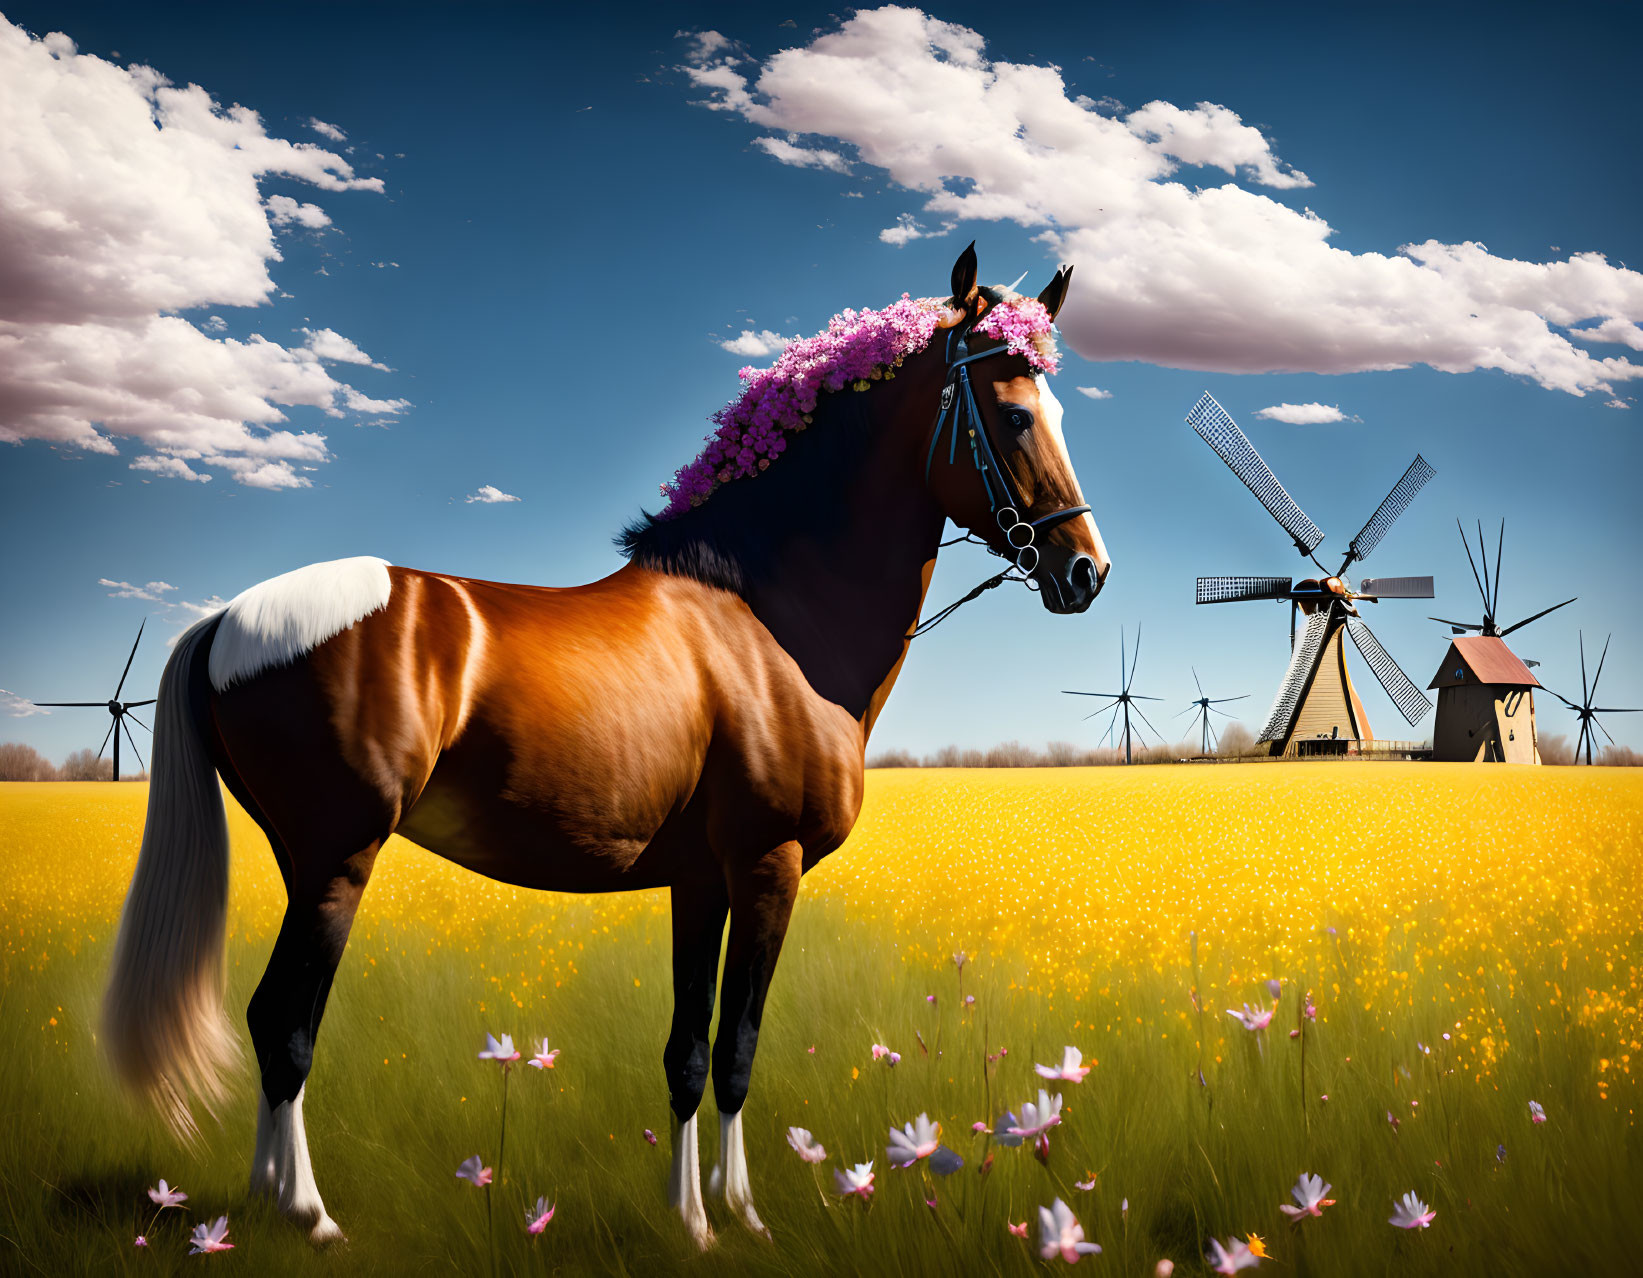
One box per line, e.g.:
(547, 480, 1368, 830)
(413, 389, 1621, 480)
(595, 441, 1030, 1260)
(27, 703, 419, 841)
(658, 292, 1060, 518)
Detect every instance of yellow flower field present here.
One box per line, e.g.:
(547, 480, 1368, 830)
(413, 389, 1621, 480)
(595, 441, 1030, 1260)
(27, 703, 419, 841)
(1, 764, 1640, 1276)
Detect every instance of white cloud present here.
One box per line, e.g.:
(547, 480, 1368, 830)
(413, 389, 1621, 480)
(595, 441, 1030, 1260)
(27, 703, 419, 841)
(466, 484, 520, 504)
(1, 688, 50, 717)
(717, 329, 795, 357)
(1605, 397, 1631, 409)
(307, 117, 346, 142)
(130, 454, 212, 482)
(0, 18, 402, 487)
(267, 194, 332, 229)
(752, 136, 850, 173)
(342, 386, 412, 414)
(1253, 402, 1354, 424)
(678, 29, 734, 62)
(880, 212, 949, 246)
(303, 327, 387, 368)
(99, 577, 177, 600)
(1075, 386, 1113, 400)
(171, 594, 227, 622)
(681, 6, 1643, 399)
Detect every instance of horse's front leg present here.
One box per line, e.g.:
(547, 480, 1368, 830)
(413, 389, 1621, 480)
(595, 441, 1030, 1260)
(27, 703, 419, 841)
(664, 874, 729, 1249)
(707, 842, 801, 1239)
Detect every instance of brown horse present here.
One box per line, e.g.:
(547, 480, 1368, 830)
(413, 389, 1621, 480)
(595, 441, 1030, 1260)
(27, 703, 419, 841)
(102, 245, 1110, 1247)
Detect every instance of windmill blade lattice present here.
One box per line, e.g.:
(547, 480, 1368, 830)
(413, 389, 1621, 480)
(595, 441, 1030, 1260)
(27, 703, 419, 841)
(1187, 393, 1325, 555)
(1197, 576, 1293, 605)
(1358, 576, 1435, 599)
(1346, 617, 1432, 725)
(1340, 455, 1435, 571)
(1258, 612, 1330, 743)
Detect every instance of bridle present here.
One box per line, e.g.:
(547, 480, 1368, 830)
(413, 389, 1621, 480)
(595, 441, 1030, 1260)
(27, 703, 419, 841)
(908, 308, 1092, 639)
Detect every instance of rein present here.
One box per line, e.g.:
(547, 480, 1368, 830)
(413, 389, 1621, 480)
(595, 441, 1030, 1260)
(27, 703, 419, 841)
(908, 313, 1091, 640)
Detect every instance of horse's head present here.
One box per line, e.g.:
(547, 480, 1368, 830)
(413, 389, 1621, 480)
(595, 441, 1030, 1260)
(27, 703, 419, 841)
(923, 244, 1111, 614)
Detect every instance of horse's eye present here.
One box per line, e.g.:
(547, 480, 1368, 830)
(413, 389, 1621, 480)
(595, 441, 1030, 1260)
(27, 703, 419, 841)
(1003, 407, 1034, 432)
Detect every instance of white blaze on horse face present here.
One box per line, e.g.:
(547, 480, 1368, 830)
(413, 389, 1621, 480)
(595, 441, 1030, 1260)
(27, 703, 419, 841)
(208, 556, 393, 692)
(251, 1088, 345, 1244)
(668, 1112, 713, 1249)
(711, 1110, 770, 1237)
(1032, 374, 1108, 574)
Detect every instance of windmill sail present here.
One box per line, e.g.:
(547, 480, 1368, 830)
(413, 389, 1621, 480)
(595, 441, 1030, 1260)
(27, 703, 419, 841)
(1341, 455, 1435, 568)
(1187, 394, 1325, 555)
(1258, 611, 1330, 743)
(1358, 576, 1435, 599)
(1197, 576, 1293, 604)
(1346, 617, 1432, 724)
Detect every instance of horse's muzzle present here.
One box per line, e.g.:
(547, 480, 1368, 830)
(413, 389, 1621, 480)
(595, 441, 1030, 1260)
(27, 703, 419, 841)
(1037, 551, 1104, 614)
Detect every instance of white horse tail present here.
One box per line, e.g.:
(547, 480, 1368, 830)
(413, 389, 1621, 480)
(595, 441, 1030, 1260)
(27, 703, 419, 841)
(103, 614, 241, 1136)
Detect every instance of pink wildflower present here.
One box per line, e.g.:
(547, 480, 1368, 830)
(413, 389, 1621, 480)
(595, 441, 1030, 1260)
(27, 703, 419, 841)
(887, 1114, 941, 1166)
(1038, 1197, 1101, 1263)
(834, 1162, 875, 1200)
(456, 1156, 493, 1187)
(643, 1128, 657, 1146)
(1529, 1100, 1547, 1123)
(1389, 1192, 1436, 1229)
(1278, 1173, 1335, 1220)
(188, 1216, 234, 1255)
(526, 1038, 559, 1069)
(134, 1236, 147, 1248)
(1206, 1236, 1260, 1273)
(1035, 1046, 1092, 1083)
(147, 1179, 187, 1209)
(1009, 1220, 1028, 1238)
(524, 1196, 555, 1234)
(1226, 1004, 1273, 1033)
(786, 1127, 827, 1164)
(478, 1033, 519, 1063)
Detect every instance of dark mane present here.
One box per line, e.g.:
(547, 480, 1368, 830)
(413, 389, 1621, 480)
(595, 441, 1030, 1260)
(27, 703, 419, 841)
(616, 283, 1026, 592)
(617, 386, 885, 594)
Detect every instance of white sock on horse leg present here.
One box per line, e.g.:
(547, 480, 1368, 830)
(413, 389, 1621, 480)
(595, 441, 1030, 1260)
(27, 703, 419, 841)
(715, 1110, 768, 1237)
(257, 1087, 345, 1244)
(668, 1112, 713, 1249)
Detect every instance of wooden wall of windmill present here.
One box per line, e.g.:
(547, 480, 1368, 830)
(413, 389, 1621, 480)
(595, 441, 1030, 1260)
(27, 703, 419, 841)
(1427, 638, 1542, 763)
(1426, 520, 1576, 764)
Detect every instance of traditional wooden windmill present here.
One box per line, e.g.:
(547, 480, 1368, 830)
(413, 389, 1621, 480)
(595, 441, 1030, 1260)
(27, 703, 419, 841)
(1426, 520, 1575, 763)
(1186, 393, 1436, 758)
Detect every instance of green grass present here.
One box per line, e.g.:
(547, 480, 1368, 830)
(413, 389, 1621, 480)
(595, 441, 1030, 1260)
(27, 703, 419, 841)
(1, 776, 1640, 1276)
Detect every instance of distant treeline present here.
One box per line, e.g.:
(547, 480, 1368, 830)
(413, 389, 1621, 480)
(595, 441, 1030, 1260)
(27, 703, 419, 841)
(868, 730, 1640, 768)
(0, 743, 146, 782)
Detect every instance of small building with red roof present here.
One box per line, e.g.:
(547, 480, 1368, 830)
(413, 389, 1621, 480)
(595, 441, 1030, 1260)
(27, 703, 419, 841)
(1427, 636, 1542, 763)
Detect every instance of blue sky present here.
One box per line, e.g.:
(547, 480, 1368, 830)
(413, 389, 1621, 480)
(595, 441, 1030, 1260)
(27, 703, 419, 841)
(2, 1, 1640, 764)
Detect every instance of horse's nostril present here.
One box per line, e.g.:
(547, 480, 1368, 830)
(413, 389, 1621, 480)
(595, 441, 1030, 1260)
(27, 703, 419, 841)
(1072, 555, 1099, 596)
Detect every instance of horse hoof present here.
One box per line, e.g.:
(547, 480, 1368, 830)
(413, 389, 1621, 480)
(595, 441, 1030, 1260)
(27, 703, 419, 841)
(308, 1215, 347, 1246)
(731, 1200, 769, 1240)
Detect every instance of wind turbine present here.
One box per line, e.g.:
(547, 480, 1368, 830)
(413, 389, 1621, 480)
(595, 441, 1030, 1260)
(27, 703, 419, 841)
(1176, 668, 1249, 755)
(1063, 625, 1163, 764)
(33, 621, 155, 781)
(1544, 632, 1639, 765)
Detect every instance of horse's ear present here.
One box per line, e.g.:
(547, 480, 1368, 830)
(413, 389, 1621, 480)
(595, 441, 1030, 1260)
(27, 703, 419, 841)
(950, 241, 978, 308)
(1037, 264, 1073, 322)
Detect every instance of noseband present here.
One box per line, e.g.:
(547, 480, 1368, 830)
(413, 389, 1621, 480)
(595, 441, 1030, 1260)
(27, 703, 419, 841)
(923, 315, 1091, 578)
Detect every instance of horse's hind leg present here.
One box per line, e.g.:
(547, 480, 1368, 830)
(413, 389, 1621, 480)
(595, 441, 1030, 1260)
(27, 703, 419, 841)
(247, 841, 379, 1244)
(708, 842, 801, 1238)
(664, 875, 729, 1249)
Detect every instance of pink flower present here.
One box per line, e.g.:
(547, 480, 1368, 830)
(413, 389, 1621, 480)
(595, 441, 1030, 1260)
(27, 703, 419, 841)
(134, 1236, 147, 1248)
(1206, 1237, 1260, 1273)
(188, 1216, 234, 1255)
(147, 1179, 187, 1209)
(643, 1128, 657, 1146)
(479, 1033, 520, 1063)
(456, 1156, 493, 1187)
(926, 994, 937, 1005)
(527, 1038, 559, 1069)
(1038, 1197, 1101, 1263)
(1278, 1173, 1335, 1220)
(1035, 1046, 1092, 1083)
(871, 1043, 901, 1066)
(1009, 1220, 1028, 1238)
(887, 1114, 941, 1166)
(1529, 1100, 1547, 1123)
(786, 1127, 827, 1164)
(1007, 1090, 1063, 1140)
(1075, 1175, 1097, 1192)
(1389, 1192, 1435, 1229)
(1226, 1004, 1273, 1033)
(834, 1162, 875, 1200)
(524, 1196, 555, 1234)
